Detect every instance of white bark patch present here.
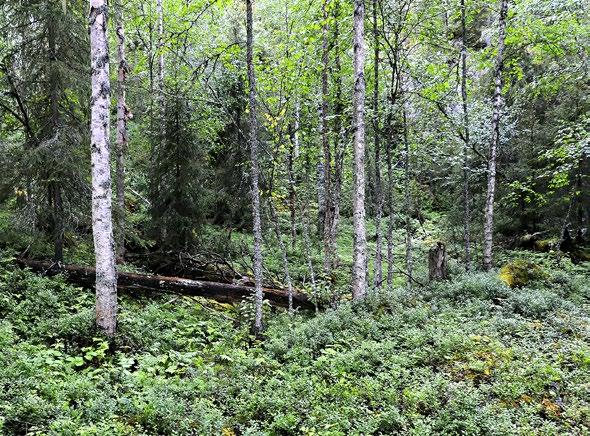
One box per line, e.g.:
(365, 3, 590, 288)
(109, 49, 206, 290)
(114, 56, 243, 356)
(90, 0, 118, 336)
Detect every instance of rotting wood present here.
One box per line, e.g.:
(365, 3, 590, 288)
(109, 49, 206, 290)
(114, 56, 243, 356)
(16, 259, 315, 310)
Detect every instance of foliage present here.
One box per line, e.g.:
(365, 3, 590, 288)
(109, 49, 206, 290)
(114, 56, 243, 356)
(1, 259, 589, 434)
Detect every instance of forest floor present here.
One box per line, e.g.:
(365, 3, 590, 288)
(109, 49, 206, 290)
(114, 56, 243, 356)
(1, 249, 589, 435)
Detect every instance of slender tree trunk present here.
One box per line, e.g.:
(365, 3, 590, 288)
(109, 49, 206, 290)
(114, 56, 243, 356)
(269, 200, 293, 314)
(329, 0, 344, 272)
(483, 0, 509, 271)
(321, 0, 333, 278)
(286, 100, 300, 251)
(115, 0, 129, 260)
(317, 158, 325, 234)
(299, 202, 318, 311)
(401, 75, 413, 287)
(372, 0, 383, 289)
(385, 52, 399, 289)
(246, 0, 264, 333)
(156, 0, 164, 107)
(402, 92, 412, 287)
(352, 0, 368, 299)
(287, 138, 297, 251)
(89, 0, 118, 336)
(460, 0, 471, 271)
(385, 125, 394, 287)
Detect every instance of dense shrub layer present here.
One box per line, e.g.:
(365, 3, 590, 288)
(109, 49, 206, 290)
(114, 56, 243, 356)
(0, 258, 589, 435)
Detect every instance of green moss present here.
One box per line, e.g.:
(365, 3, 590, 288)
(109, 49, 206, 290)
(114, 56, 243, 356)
(499, 259, 548, 288)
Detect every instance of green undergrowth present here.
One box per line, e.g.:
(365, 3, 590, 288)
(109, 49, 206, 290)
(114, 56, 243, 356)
(0, 253, 589, 435)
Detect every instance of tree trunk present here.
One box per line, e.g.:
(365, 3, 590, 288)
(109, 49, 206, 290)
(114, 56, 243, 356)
(385, 130, 394, 287)
(329, 0, 344, 273)
(352, 0, 368, 299)
(269, 199, 294, 314)
(301, 202, 319, 311)
(483, 0, 508, 271)
(428, 242, 448, 281)
(89, 0, 118, 336)
(156, 0, 164, 106)
(246, 0, 264, 333)
(287, 99, 300, 251)
(321, 0, 333, 279)
(402, 95, 413, 287)
(17, 259, 314, 310)
(385, 51, 399, 289)
(372, 0, 383, 289)
(115, 0, 129, 260)
(460, 0, 471, 271)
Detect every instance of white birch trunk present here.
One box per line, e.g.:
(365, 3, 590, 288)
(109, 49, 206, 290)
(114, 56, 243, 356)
(246, 0, 264, 333)
(321, 0, 333, 278)
(352, 0, 368, 299)
(483, 0, 509, 271)
(89, 0, 117, 336)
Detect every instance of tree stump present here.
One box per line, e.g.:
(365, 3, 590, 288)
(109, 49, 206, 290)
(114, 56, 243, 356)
(428, 242, 448, 281)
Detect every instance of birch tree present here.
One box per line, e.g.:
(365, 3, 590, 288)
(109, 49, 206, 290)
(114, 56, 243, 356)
(246, 0, 264, 332)
(352, 0, 368, 299)
(320, 0, 333, 278)
(89, 0, 117, 336)
(483, 0, 509, 271)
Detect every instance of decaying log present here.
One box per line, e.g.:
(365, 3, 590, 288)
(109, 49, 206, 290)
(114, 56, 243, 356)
(428, 242, 448, 281)
(16, 259, 315, 310)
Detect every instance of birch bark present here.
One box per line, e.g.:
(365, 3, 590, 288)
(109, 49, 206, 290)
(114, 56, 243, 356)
(89, 0, 118, 336)
(352, 0, 368, 299)
(246, 0, 264, 332)
(483, 0, 509, 271)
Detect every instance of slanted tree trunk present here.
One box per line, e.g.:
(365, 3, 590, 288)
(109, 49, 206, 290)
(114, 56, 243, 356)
(321, 0, 333, 280)
(372, 0, 383, 289)
(483, 0, 509, 271)
(115, 0, 130, 260)
(89, 0, 118, 336)
(460, 0, 471, 271)
(428, 242, 448, 281)
(246, 0, 264, 333)
(352, 0, 368, 299)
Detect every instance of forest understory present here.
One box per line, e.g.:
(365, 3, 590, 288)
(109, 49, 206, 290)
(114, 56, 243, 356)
(1, 214, 590, 435)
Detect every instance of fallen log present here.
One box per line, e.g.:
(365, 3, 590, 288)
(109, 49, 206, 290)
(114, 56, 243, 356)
(16, 259, 315, 310)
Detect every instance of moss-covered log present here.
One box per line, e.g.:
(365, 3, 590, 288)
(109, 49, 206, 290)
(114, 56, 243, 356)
(16, 259, 315, 310)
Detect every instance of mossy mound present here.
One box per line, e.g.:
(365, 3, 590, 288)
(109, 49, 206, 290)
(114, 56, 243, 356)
(499, 259, 548, 288)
